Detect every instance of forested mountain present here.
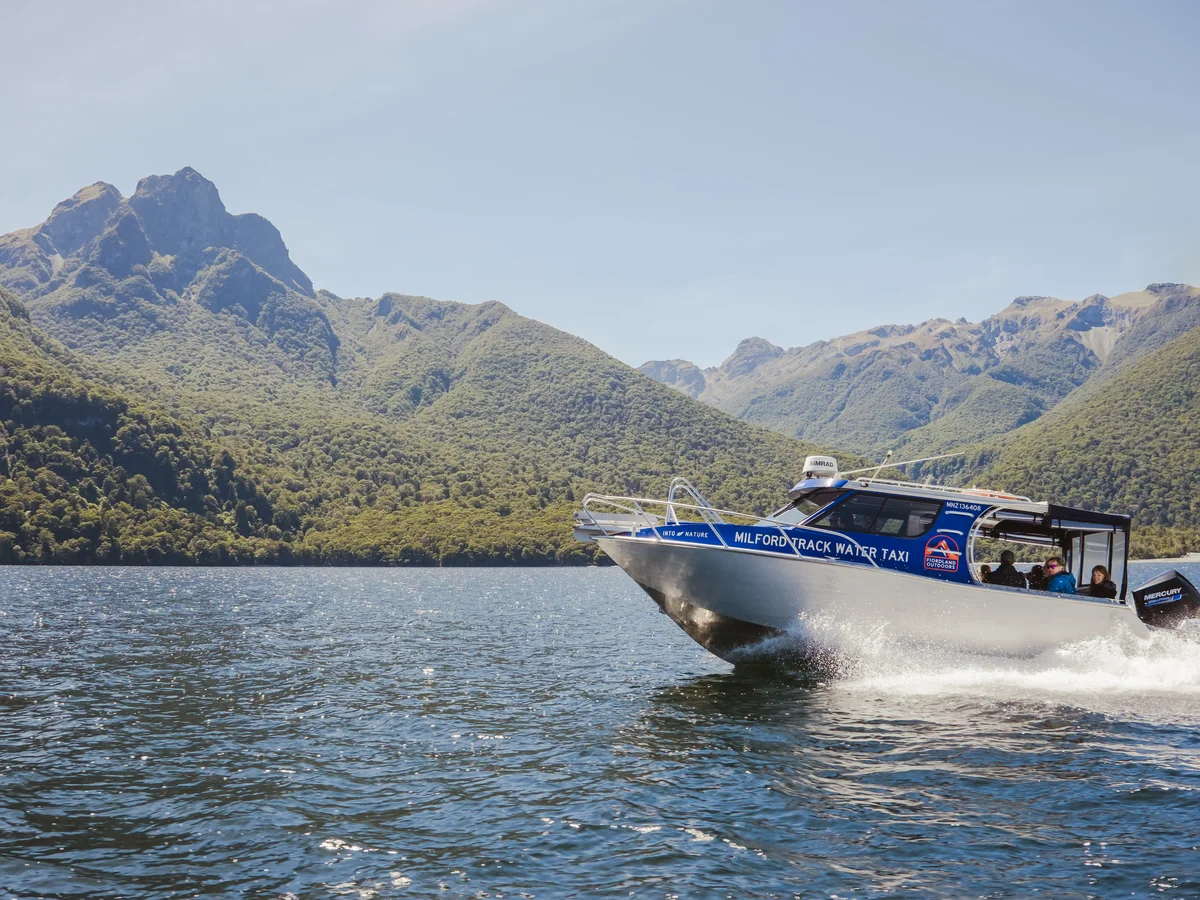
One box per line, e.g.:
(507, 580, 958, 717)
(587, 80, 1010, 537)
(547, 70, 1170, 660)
(971, 319, 1200, 557)
(642, 286, 1194, 456)
(644, 283, 1200, 554)
(2, 166, 1196, 562)
(0, 168, 842, 564)
(894, 313, 1200, 557)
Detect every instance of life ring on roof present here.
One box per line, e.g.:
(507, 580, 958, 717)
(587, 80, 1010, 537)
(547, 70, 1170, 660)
(963, 488, 1023, 501)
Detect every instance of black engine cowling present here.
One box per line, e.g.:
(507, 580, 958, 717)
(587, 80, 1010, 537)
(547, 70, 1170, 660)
(1132, 570, 1200, 629)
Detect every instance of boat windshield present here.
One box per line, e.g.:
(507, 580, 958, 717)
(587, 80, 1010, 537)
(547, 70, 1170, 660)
(769, 489, 847, 523)
(788, 488, 848, 521)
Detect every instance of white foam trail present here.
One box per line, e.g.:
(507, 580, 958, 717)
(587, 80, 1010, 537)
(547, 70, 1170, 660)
(753, 610, 1200, 716)
(841, 627, 1200, 714)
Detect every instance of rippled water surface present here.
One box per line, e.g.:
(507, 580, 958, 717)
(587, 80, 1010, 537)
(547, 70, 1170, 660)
(3, 565, 1200, 898)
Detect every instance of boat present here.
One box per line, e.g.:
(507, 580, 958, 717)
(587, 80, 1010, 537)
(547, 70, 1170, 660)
(574, 456, 1200, 664)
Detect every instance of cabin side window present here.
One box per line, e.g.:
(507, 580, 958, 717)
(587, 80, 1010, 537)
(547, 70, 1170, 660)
(810, 494, 941, 538)
(870, 498, 942, 538)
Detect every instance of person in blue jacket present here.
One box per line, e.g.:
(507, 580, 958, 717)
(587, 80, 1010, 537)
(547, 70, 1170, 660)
(1044, 557, 1077, 594)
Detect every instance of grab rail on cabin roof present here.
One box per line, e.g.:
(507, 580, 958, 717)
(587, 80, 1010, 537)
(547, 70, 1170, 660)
(833, 450, 1037, 505)
(841, 476, 1035, 505)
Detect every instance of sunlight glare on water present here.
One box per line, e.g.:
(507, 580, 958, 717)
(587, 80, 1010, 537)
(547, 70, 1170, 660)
(1, 564, 1199, 898)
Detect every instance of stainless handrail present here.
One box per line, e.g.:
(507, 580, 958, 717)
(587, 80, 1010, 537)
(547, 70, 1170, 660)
(578, 490, 881, 566)
(666, 476, 726, 525)
(848, 476, 1035, 505)
(581, 492, 775, 532)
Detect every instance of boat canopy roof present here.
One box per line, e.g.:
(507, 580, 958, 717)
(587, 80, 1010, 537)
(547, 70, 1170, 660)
(983, 503, 1131, 539)
(1044, 504, 1131, 532)
(787, 477, 1130, 534)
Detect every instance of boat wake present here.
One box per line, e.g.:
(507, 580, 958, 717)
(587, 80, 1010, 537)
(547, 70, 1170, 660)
(729, 613, 1200, 712)
(847, 626, 1200, 700)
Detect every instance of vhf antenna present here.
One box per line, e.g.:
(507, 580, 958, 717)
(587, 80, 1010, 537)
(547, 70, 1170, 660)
(869, 450, 893, 485)
(840, 450, 964, 482)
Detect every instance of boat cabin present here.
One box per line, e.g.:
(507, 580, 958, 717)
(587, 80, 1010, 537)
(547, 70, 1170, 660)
(785, 457, 1132, 601)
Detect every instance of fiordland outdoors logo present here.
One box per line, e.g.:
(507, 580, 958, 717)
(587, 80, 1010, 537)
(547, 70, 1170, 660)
(923, 534, 961, 573)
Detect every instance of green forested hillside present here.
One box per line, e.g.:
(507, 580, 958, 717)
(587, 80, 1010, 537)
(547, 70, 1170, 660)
(971, 321, 1200, 555)
(0, 169, 844, 564)
(1, 277, 835, 564)
(0, 287, 280, 563)
(142, 293, 846, 564)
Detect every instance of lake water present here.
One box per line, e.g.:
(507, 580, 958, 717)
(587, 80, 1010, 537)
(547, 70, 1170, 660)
(3, 564, 1200, 898)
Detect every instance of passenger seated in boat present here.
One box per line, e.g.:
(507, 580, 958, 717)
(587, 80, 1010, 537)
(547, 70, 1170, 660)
(1044, 557, 1076, 594)
(1028, 565, 1047, 591)
(989, 550, 1028, 589)
(1089, 565, 1117, 599)
(980, 564, 993, 583)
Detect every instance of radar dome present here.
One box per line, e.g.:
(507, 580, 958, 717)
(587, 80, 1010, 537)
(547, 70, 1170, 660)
(802, 456, 838, 479)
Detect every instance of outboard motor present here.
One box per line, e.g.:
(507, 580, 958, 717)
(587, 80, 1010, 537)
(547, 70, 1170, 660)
(1132, 570, 1200, 629)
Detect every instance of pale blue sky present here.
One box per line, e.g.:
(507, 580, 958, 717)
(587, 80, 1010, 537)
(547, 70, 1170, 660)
(3, 1, 1198, 367)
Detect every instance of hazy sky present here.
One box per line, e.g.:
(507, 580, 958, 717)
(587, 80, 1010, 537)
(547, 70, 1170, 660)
(3, 1, 1198, 367)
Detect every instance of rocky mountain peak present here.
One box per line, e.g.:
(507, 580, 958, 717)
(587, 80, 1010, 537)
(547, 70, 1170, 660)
(1009, 295, 1051, 309)
(129, 167, 227, 269)
(1065, 294, 1116, 331)
(637, 359, 707, 399)
(125, 167, 313, 295)
(720, 336, 783, 378)
(38, 182, 123, 257)
(640, 283, 1200, 455)
(0, 168, 314, 300)
(867, 323, 919, 340)
(226, 212, 313, 297)
(90, 208, 152, 278)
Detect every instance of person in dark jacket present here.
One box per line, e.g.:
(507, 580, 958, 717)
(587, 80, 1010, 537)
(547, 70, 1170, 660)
(990, 550, 1028, 589)
(1028, 564, 1047, 591)
(1089, 565, 1118, 599)
(1045, 557, 1077, 594)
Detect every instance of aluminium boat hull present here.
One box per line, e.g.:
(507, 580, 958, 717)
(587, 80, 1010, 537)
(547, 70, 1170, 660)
(598, 536, 1147, 663)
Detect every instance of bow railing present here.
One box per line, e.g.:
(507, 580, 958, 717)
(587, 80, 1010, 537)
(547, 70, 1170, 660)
(574, 478, 789, 547)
